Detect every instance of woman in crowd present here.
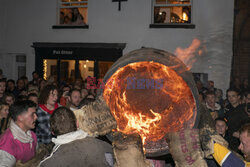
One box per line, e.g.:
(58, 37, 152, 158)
(0, 102, 9, 135)
(2, 93, 15, 106)
(36, 85, 59, 144)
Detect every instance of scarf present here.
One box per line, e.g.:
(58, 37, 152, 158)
(38, 129, 88, 166)
(206, 102, 221, 111)
(39, 103, 58, 115)
(52, 129, 88, 147)
(9, 120, 34, 149)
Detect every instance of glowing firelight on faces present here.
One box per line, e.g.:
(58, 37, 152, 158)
(103, 61, 196, 146)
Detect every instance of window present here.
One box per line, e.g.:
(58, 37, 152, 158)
(151, 0, 193, 27)
(58, 0, 88, 25)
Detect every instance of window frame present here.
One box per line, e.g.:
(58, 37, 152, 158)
(53, 0, 89, 29)
(150, 0, 195, 28)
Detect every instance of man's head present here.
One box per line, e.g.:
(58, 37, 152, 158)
(226, 88, 240, 107)
(208, 80, 214, 89)
(215, 89, 223, 98)
(161, 11, 166, 20)
(32, 71, 39, 80)
(10, 100, 37, 132)
(69, 89, 81, 108)
(0, 79, 6, 96)
(28, 93, 38, 105)
(205, 91, 216, 107)
(154, 7, 160, 15)
(7, 79, 15, 91)
(28, 84, 39, 95)
(238, 123, 250, 161)
(215, 118, 228, 137)
(16, 78, 25, 90)
(50, 107, 77, 136)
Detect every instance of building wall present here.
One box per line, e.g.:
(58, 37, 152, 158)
(232, 0, 250, 80)
(0, 0, 234, 94)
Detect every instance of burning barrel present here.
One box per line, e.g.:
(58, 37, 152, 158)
(100, 48, 201, 157)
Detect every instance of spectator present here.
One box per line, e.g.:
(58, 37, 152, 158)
(215, 89, 224, 108)
(215, 118, 228, 138)
(36, 85, 59, 144)
(215, 118, 236, 151)
(73, 78, 83, 90)
(80, 88, 89, 100)
(60, 11, 65, 24)
(238, 123, 250, 162)
(71, 8, 85, 25)
(0, 102, 9, 134)
(208, 80, 217, 92)
(196, 80, 208, 95)
(225, 88, 247, 151)
(241, 91, 250, 125)
(0, 79, 6, 102)
(154, 7, 163, 23)
(15, 78, 26, 98)
(205, 91, 224, 119)
(154, 11, 167, 23)
(6, 79, 18, 96)
(39, 107, 113, 167)
(67, 89, 81, 111)
(28, 93, 38, 106)
(2, 92, 15, 106)
(20, 76, 29, 87)
(241, 78, 249, 94)
(27, 83, 39, 96)
(38, 79, 47, 91)
(211, 123, 250, 166)
(0, 100, 37, 166)
(32, 71, 40, 85)
(59, 85, 70, 106)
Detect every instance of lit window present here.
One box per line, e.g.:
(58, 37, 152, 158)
(59, 0, 88, 25)
(152, 0, 192, 24)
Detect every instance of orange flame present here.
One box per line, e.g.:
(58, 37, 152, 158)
(103, 61, 196, 146)
(175, 39, 205, 70)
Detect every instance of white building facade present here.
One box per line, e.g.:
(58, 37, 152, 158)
(0, 0, 234, 93)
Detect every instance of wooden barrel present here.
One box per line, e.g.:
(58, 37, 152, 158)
(100, 48, 201, 157)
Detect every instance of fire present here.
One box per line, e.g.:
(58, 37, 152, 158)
(175, 39, 205, 70)
(103, 61, 196, 146)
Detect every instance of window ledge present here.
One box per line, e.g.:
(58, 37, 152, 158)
(52, 25, 89, 29)
(149, 23, 195, 29)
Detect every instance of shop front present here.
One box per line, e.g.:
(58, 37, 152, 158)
(32, 42, 126, 84)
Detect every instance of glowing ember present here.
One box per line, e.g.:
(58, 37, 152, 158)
(103, 61, 196, 146)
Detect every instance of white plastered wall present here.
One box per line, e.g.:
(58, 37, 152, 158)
(0, 0, 234, 95)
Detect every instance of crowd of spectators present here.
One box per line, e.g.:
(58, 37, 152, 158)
(0, 67, 249, 166)
(0, 70, 105, 166)
(196, 78, 250, 166)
